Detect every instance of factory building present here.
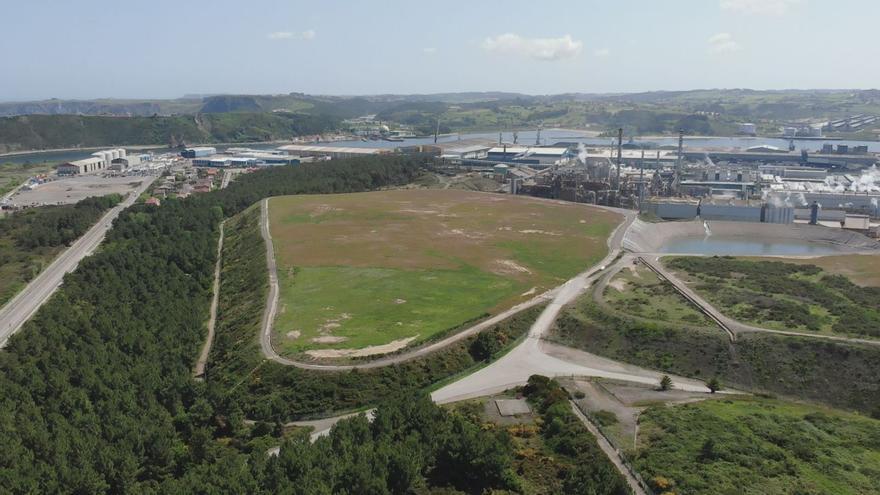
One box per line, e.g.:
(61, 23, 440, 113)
(181, 147, 218, 158)
(738, 123, 757, 136)
(110, 154, 141, 171)
(192, 154, 303, 167)
(646, 200, 794, 224)
(486, 146, 570, 167)
(57, 148, 128, 175)
(276, 144, 390, 160)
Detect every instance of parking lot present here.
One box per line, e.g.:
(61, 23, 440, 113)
(7, 174, 153, 207)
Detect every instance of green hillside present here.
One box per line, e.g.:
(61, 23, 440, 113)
(0, 112, 338, 152)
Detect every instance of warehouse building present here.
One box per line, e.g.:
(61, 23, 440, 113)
(57, 148, 128, 175)
(181, 147, 217, 158)
(276, 144, 390, 160)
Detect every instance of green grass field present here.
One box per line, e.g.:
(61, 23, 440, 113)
(634, 396, 880, 495)
(269, 189, 619, 357)
(603, 264, 713, 327)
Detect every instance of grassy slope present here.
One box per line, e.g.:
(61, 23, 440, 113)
(665, 257, 880, 338)
(745, 254, 880, 288)
(268, 190, 617, 354)
(635, 396, 880, 495)
(603, 265, 713, 327)
(551, 298, 880, 416)
(209, 204, 545, 421)
(0, 162, 54, 196)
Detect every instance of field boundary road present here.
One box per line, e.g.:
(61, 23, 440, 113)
(569, 401, 649, 495)
(193, 220, 225, 379)
(640, 255, 880, 347)
(258, 198, 634, 370)
(0, 176, 156, 347)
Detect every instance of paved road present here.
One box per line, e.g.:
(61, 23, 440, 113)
(193, 220, 225, 379)
(569, 402, 648, 495)
(640, 255, 880, 347)
(430, 209, 733, 403)
(0, 176, 156, 347)
(258, 199, 626, 370)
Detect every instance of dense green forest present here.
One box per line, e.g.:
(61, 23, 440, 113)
(0, 194, 121, 306)
(0, 154, 629, 493)
(0, 112, 338, 153)
(209, 203, 543, 420)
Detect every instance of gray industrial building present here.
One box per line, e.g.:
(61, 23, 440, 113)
(646, 199, 794, 224)
(181, 147, 217, 158)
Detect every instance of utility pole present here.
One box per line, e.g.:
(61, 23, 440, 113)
(615, 127, 623, 193)
(639, 148, 645, 213)
(675, 129, 684, 195)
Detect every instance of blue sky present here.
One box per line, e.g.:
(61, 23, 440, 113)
(2, 0, 879, 100)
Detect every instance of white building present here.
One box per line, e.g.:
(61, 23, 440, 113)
(738, 123, 757, 136)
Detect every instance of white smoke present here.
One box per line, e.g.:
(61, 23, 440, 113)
(764, 191, 808, 207)
(577, 143, 588, 164)
(849, 165, 880, 193)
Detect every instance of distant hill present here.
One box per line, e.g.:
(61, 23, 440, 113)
(0, 112, 338, 153)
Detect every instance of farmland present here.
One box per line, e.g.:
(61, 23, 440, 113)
(267, 189, 619, 357)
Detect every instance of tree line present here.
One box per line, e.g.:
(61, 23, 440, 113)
(0, 154, 632, 493)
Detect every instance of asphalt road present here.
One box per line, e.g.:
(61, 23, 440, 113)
(0, 176, 156, 347)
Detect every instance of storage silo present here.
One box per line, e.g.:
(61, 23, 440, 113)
(118, 148, 127, 158)
(110, 149, 119, 161)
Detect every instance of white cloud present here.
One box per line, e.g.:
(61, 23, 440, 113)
(267, 30, 316, 41)
(593, 47, 611, 58)
(707, 32, 741, 53)
(422, 47, 437, 54)
(719, 0, 801, 16)
(482, 33, 582, 61)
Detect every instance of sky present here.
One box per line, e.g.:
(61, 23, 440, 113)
(2, 0, 879, 101)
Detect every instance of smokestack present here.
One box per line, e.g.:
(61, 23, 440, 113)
(810, 201, 819, 225)
(616, 127, 623, 191)
(639, 148, 645, 212)
(676, 129, 684, 172)
(434, 119, 439, 144)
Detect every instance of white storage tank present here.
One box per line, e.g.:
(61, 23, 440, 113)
(110, 149, 119, 161)
(118, 148, 127, 158)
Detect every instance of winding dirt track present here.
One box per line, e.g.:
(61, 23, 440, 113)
(193, 220, 225, 379)
(258, 197, 633, 370)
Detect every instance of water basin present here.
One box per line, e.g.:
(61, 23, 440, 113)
(659, 237, 852, 256)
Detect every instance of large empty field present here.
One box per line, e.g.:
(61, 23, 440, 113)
(268, 189, 619, 358)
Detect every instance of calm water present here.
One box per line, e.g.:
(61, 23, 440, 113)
(659, 237, 852, 256)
